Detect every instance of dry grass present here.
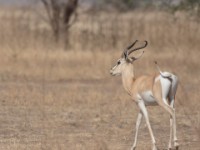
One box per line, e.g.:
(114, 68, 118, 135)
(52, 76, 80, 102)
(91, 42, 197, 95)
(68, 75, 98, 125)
(0, 6, 199, 150)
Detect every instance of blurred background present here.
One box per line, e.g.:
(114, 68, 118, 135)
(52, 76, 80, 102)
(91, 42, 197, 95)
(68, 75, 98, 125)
(0, 0, 199, 149)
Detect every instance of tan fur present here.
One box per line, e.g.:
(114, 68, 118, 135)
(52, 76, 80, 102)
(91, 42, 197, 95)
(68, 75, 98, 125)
(122, 64, 175, 116)
(110, 45, 179, 150)
(121, 63, 159, 101)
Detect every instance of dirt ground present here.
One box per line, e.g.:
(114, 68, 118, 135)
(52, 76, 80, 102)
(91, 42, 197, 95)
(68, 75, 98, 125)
(0, 78, 199, 150)
(0, 48, 199, 150)
(0, 7, 199, 150)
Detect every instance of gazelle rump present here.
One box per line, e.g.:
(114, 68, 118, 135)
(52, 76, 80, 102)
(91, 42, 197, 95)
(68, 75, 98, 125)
(110, 40, 179, 150)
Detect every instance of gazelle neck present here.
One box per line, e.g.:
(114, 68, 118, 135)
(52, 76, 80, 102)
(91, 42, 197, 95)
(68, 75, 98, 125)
(121, 64, 135, 95)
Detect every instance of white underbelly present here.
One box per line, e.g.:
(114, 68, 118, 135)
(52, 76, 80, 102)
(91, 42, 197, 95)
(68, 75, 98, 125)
(141, 91, 158, 106)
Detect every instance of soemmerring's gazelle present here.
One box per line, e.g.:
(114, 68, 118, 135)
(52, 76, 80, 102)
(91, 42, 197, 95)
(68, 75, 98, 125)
(110, 40, 179, 150)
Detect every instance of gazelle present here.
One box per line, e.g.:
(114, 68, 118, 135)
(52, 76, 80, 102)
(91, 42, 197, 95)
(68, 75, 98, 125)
(110, 40, 179, 150)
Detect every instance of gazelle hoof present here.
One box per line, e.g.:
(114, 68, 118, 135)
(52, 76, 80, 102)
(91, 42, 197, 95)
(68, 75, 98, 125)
(131, 146, 136, 150)
(175, 146, 179, 150)
(175, 142, 179, 150)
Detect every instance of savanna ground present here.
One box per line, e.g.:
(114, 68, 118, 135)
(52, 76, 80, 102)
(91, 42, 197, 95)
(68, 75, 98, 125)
(0, 6, 199, 150)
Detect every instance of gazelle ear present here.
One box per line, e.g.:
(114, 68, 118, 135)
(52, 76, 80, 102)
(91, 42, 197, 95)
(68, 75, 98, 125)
(129, 57, 136, 63)
(129, 51, 145, 62)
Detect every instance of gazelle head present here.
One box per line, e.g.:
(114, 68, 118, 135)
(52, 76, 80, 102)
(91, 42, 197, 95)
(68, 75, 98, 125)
(110, 40, 148, 76)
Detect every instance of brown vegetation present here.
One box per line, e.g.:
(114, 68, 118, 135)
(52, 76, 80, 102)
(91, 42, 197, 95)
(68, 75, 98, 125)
(0, 6, 199, 149)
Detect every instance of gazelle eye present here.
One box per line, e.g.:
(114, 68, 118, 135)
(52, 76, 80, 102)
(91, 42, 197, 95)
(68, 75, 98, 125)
(117, 61, 121, 65)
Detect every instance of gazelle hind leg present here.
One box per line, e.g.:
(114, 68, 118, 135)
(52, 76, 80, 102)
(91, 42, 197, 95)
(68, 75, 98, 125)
(168, 98, 179, 149)
(168, 115, 173, 150)
(172, 103, 179, 149)
(169, 100, 179, 148)
(169, 75, 179, 149)
(153, 83, 176, 150)
(155, 98, 176, 150)
(156, 75, 179, 149)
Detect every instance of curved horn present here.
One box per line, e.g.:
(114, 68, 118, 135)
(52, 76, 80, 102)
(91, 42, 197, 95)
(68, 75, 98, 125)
(128, 41, 148, 55)
(121, 40, 138, 58)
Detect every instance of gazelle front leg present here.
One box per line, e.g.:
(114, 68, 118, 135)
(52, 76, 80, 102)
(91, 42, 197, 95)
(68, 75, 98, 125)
(138, 100, 157, 150)
(131, 111, 143, 150)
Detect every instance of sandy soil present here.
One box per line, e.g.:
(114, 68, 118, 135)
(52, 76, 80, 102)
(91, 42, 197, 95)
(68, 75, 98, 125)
(0, 79, 199, 150)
